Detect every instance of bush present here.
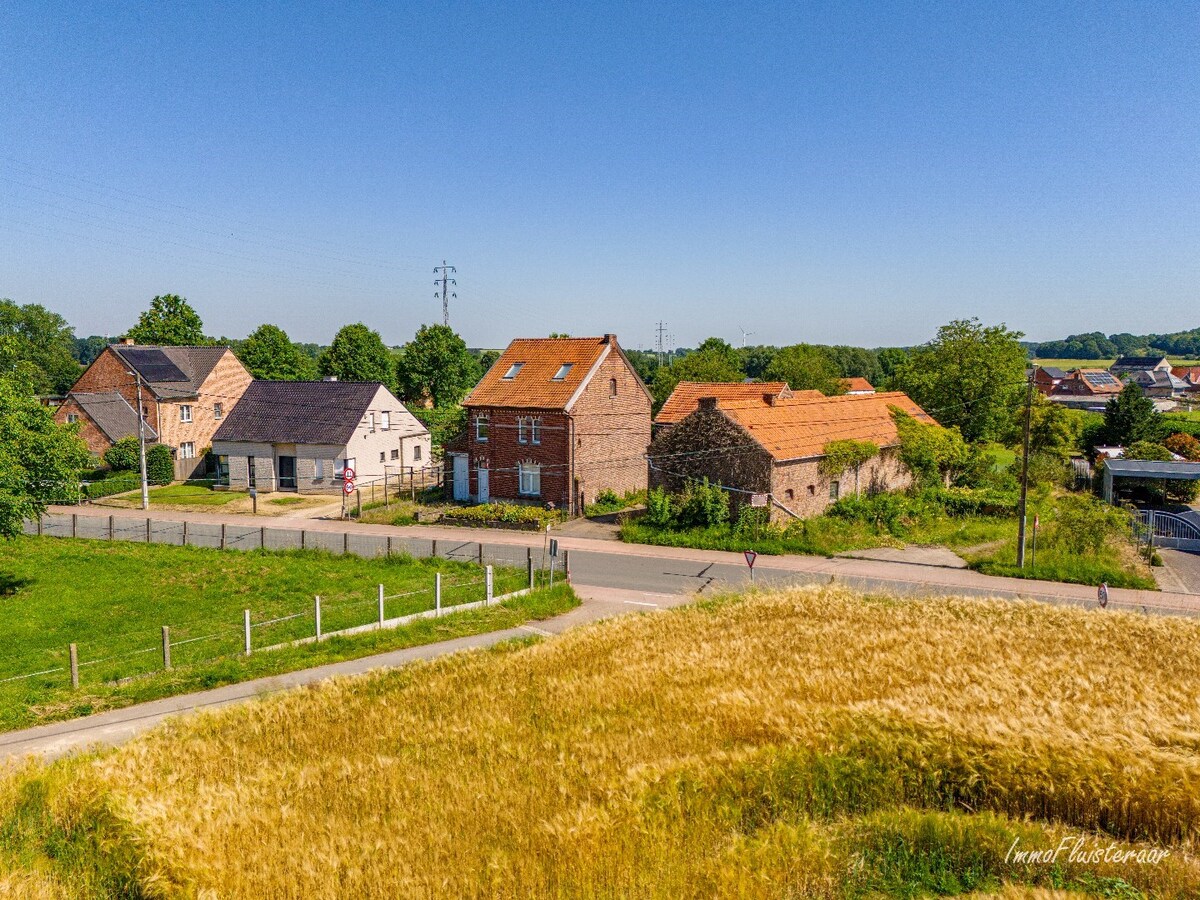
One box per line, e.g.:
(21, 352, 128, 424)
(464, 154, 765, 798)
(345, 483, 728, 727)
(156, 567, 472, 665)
(1164, 432, 1200, 462)
(643, 487, 674, 528)
(146, 444, 174, 485)
(675, 478, 730, 529)
(103, 436, 141, 472)
(1043, 495, 1129, 556)
(1009, 451, 1072, 489)
(83, 471, 143, 499)
(443, 503, 559, 528)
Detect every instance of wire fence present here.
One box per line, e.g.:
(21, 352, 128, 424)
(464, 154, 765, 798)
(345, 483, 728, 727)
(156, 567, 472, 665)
(4, 513, 567, 697)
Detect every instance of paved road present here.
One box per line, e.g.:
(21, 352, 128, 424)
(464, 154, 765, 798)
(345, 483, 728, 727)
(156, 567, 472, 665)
(1158, 549, 1200, 594)
(0, 584, 686, 762)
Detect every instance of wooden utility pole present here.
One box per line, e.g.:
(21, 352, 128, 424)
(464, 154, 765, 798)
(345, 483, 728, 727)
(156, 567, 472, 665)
(1016, 371, 1034, 568)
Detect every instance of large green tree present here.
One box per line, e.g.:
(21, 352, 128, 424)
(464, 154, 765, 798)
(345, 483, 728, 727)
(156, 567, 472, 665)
(1001, 392, 1079, 458)
(126, 294, 207, 345)
(764, 344, 844, 395)
(0, 377, 90, 538)
(318, 323, 394, 388)
(894, 319, 1026, 443)
(1099, 383, 1159, 447)
(0, 300, 81, 394)
(650, 337, 744, 410)
(397, 324, 480, 407)
(239, 324, 318, 381)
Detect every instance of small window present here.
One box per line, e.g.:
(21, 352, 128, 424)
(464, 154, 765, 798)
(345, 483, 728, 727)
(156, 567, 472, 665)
(552, 363, 573, 381)
(609, 377, 618, 397)
(367, 412, 375, 433)
(531, 419, 541, 445)
(217, 455, 229, 486)
(248, 455, 256, 488)
(785, 489, 794, 501)
(213, 402, 223, 420)
(390, 448, 399, 460)
(413, 445, 422, 461)
(829, 481, 840, 501)
(503, 362, 524, 379)
(66, 413, 79, 424)
(315, 459, 325, 480)
(381, 411, 390, 431)
(518, 462, 541, 496)
(180, 442, 196, 459)
(518, 417, 528, 444)
(380, 451, 386, 463)
(807, 485, 815, 496)
(179, 404, 192, 423)
(475, 415, 489, 442)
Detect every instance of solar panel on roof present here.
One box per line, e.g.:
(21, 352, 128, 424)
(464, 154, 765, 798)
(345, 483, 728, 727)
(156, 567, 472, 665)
(121, 348, 188, 382)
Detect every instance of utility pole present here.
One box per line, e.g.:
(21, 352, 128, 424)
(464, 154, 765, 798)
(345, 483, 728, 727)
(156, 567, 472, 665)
(434, 260, 457, 327)
(1016, 370, 1034, 568)
(655, 321, 669, 366)
(130, 369, 150, 510)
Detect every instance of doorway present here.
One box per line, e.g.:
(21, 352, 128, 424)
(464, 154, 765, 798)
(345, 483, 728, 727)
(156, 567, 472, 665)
(477, 466, 490, 503)
(277, 455, 297, 491)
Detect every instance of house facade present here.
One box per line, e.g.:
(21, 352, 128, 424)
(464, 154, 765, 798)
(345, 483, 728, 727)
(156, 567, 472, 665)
(55, 341, 252, 477)
(59, 391, 158, 458)
(1032, 366, 1067, 395)
(211, 381, 430, 493)
(446, 335, 651, 514)
(647, 390, 936, 522)
(1110, 356, 1172, 378)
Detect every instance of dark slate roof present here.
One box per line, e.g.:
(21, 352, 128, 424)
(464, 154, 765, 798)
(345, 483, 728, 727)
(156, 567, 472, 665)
(212, 380, 386, 445)
(110, 345, 230, 399)
(71, 392, 158, 442)
(1111, 355, 1169, 370)
(1039, 366, 1067, 379)
(1104, 459, 1200, 480)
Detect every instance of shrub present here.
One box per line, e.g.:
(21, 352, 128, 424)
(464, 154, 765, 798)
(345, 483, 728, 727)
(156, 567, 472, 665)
(675, 478, 730, 529)
(643, 487, 674, 528)
(103, 436, 141, 472)
(1164, 432, 1200, 462)
(443, 503, 558, 528)
(1043, 494, 1128, 556)
(83, 471, 143, 499)
(594, 488, 620, 507)
(146, 444, 174, 485)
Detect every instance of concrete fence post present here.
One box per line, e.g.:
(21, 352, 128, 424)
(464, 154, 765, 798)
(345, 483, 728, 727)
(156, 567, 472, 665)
(314, 596, 322, 640)
(301, 529, 307, 551)
(343, 532, 349, 555)
(378, 584, 385, 627)
(563, 549, 571, 584)
(386, 535, 394, 557)
(244, 609, 252, 655)
(260, 526, 266, 550)
(108, 515, 115, 540)
(435, 573, 442, 616)
(221, 523, 227, 550)
(69, 643, 79, 689)
(162, 626, 171, 670)
(486, 565, 493, 605)
(477, 542, 484, 566)
(72, 513, 77, 538)
(182, 519, 188, 546)
(431, 539, 438, 559)
(146, 517, 151, 543)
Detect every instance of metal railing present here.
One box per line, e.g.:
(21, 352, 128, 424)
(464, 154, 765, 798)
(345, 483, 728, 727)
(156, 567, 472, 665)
(1134, 509, 1200, 550)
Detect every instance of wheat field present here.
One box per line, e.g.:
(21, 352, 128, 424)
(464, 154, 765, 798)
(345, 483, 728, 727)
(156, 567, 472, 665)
(4, 586, 1200, 898)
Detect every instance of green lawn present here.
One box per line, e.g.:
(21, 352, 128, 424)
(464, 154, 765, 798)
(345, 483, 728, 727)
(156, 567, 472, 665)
(146, 484, 243, 506)
(0, 536, 566, 731)
(1032, 356, 1200, 369)
(268, 496, 308, 506)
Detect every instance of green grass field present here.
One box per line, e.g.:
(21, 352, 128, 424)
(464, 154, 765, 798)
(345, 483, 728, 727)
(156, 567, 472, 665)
(143, 484, 243, 505)
(0, 536, 566, 731)
(1033, 356, 1200, 370)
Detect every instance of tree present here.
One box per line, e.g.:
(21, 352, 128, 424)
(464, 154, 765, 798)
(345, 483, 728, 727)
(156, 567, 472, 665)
(397, 325, 481, 407)
(239, 324, 317, 381)
(894, 319, 1026, 443)
(0, 299, 82, 394)
(650, 338, 744, 410)
(1001, 392, 1078, 458)
(104, 436, 141, 472)
(819, 439, 879, 495)
(146, 444, 174, 486)
(73, 335, 109, 367)
(126, 294, 207, 345)
(0, 376, 90, 538)
(736, 345, 776, 380)
(318, 324, 394, 388)
(891, 408, 971, 488)
(823, 345, 882, 384)
(1164, 432, 1200, 462)
(476, 349, 502, 378)
(764, 344, 844, 395)
(1099, 383, 1159, 447)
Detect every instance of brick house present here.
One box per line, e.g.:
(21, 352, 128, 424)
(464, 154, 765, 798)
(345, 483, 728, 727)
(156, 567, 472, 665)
(446, 335, 651, 514)
(212, 380, 431, 493)
(654, 381, 807, 435)
(59, 391, 159, 458)
(647, 389, 936, 522)
(55, 341, 252, 477)
(1032, 366, 1067, 395)
(1050, 369, 1123, 398)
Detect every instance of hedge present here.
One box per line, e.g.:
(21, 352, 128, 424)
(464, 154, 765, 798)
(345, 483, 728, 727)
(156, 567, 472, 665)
(83, 472, 143, 499)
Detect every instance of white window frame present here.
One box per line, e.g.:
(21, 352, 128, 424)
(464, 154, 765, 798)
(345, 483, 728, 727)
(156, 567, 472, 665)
(552, 363, 573, 381)
(475, 414, 489, 442)
(518, 462, 541, 497)
(517, 417, 528, 444)
(367, 412, 375, 433)
(66, 413, 79, 424)
(381, 411, 390, 431)
(180, 441, 196, 459)
(531, 418, 541, 445)
(503, 362, 524, 379)
(179, 404, 192, 423)
(315, 459, 325, 480)
(213, 402, 223, 420)
(413, 444, 422, 461)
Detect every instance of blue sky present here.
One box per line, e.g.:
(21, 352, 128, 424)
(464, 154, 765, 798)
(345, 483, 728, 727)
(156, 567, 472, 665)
(1, 2, 1197, 350)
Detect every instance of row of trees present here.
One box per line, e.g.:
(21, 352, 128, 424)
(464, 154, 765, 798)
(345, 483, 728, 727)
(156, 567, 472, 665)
(1034, 327, 1200, 360)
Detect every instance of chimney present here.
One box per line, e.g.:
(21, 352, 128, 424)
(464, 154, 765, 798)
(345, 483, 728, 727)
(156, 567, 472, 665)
(323, 375, 338, 382)
(120, 337, 135, 345)
(698, 396, 718, 411)
(603, 333, 617, 344)
(763, 392, 777, 407)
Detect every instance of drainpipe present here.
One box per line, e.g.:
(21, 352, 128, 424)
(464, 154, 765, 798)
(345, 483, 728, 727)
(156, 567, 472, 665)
(568, 415, 576, 515)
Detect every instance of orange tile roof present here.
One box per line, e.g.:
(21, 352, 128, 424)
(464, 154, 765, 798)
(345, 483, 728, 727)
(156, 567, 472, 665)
(718, 391, 936, 461)
(1172, 366, 1200, 384)
(464, 337, 612, 410)
(655, 381, 813, 424)
(841, 377, 875, 393)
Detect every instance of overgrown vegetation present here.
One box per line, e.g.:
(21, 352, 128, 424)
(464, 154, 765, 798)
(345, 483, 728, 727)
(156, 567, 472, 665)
(583, 488, 645, 517)
(4, 587, 1199, 896)
(441, 502, 562, 528)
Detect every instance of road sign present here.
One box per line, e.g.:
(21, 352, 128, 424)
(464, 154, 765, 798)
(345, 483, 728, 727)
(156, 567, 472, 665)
(343, 479, 355, 495)
(743, 549, 757, 569)
(549, 538, 559, 558)
(750, 493, 768, 508)
(343, 466, 356, 481)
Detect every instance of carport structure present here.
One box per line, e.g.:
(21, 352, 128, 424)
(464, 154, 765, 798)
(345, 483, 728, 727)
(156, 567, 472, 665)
(1102, 459, 1200, 551)
(1102, 459, 1200, 503)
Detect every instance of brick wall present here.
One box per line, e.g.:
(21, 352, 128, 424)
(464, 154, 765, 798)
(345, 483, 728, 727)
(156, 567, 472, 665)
(770, 446, 911, 521)
(647, 407, 773, 504)
(156, 351, 253, 456)
(58, 347, 159, 435)
(463, 408, 573, 510)
(570, 346, 651, 507)
(57, 398, 111, 457)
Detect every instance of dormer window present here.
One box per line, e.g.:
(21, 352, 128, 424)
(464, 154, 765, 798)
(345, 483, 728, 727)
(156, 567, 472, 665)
(503, 363, 524, 379)
(552, 363, 574, 381)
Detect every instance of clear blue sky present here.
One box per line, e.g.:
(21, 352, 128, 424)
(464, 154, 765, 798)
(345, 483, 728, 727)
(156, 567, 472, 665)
(2, 2, 1197, 350)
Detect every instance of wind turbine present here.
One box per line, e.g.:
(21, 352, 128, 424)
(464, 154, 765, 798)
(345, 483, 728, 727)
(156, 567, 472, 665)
(738, 326, 755, 348)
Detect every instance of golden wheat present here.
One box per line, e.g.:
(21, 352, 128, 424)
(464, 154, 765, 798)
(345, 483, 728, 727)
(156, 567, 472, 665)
(5, 586, 1200, 897)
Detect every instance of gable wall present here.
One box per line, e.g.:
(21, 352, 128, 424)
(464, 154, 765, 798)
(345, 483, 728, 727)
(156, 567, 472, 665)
(570, 348, 652, 505)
